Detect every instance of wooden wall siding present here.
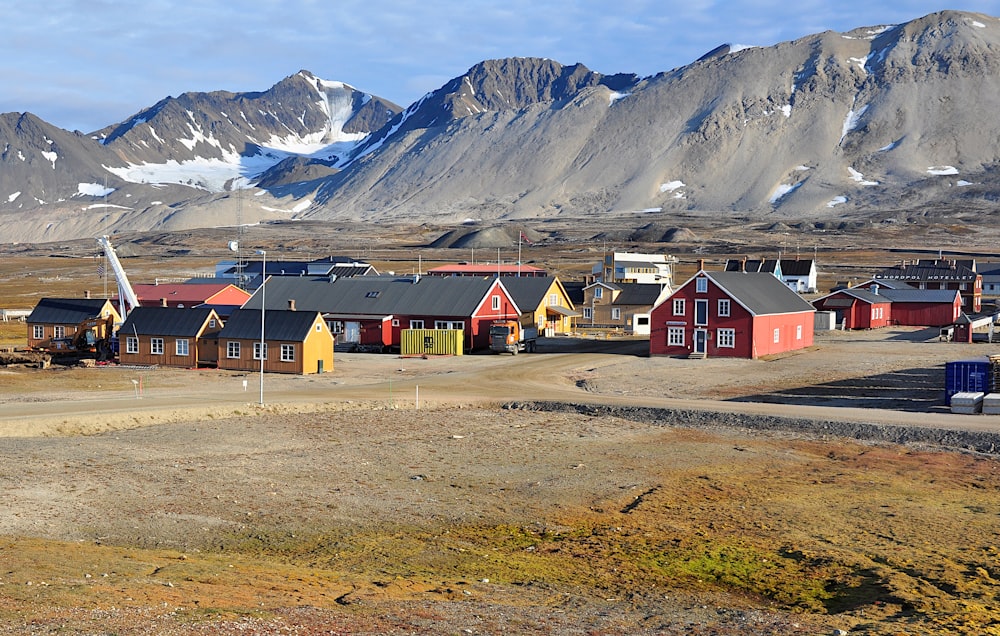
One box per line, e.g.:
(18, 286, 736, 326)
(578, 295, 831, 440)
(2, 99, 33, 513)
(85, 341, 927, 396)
(119, 335, 200, 368)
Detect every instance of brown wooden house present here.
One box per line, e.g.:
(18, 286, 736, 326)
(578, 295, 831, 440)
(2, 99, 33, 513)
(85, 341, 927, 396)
(118, 306, 223, 368)
(26, 297, 120, 352)
(216, 308, 333, 375)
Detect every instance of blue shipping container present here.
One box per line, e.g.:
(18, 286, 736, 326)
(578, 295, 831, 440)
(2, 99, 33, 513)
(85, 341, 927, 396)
(945, 357, 992, 405)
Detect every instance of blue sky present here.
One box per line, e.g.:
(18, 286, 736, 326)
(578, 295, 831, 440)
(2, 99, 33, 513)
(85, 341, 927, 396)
(3, 1, 998, 132)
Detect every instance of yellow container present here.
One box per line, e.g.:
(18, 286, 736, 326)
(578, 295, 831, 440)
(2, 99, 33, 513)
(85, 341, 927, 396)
(400, 329, 464, 356)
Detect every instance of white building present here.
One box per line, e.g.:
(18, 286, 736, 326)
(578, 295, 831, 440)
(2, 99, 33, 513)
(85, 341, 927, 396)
(593, 251, 676, 289)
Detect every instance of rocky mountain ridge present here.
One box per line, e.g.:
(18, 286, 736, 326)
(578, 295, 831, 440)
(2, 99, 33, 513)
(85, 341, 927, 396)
(1, 10, 998, 244)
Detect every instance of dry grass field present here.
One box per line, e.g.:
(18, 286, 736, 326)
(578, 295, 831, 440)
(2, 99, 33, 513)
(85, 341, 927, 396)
(3, 220, 1000, 634)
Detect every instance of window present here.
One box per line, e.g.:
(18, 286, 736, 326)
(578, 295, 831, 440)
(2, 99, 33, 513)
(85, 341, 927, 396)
(434, 321, 464, 330)
(315, 324, 322, 332)
(54, 325, 65, 338)
(209, 319, 216, 328)
(392, 319, 400, 327)
(695, 299, 708, 326)
(175, 339, 189, 356)
(594, 287, 603, 299)
(548, 293, 558, 306)
(718, 299, 730, 317)
(611, 308, 621, 320)
(125, 336, 138, 354)
(409, 320, 424, 329)
(32, 325, 43, 339)
(636, 316, 649, 327)
(491, 296, 500, 311)
(280, 344, 295, 362)
(717, 328, 735, 348)
(696, 277, 708, 293)
(253, 342, 268, 360)
(366, 291, 380, 298)
(668, 327, 685, 347)
(151, 338, 164, 355)
(796, 325, 803, 340)
(583, 307, 593, 320)
(328, 321, 344, 334)
(773, 328, 780, 344)
(226, 341, 241, 358)
(672, 298, 685, 316)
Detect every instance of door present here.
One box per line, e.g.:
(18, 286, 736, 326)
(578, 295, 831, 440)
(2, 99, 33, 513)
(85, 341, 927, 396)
(694, 329, 707, 354)
(344, 321, 361, 343)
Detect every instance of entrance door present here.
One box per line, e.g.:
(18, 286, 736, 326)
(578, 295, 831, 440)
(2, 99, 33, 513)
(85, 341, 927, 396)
(694, 329, 707, 355)
(344, 321, 361, 343)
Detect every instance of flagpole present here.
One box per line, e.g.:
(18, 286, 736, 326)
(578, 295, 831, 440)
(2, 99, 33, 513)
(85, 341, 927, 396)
(517, 231, 522, 277)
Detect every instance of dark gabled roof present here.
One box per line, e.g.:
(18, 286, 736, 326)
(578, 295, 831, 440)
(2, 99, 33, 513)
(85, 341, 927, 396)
(779, 259, 815, 276)
(613, 283, 664, 306)
(875, 262, 978, 282)
(702, 271, 815, 315)
(500, 276, 558, 310)
(814, 286, 958, 306)
(27, 298, 113, 324)
(724, 259, 779, 274)
(242, 276, 506, 317)
(977, 261, 1000, 276)
(881, 289, 960, 303)
(218, 309, 322, 341)
(119, 306, 219, 337)
(857, 279, 915, 290)
(562, 281, 586, 306)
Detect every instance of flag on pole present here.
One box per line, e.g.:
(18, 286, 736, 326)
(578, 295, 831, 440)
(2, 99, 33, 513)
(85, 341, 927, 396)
(519, 231, 533, 245)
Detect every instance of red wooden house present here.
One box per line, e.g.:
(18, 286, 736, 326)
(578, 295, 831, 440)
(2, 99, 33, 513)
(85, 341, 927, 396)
(134, 283, 251, 310)
(650, 270, 815, 359)
(241, 275, 522, 352)
(813, 282, 961, 329)
(811, 288, 892, 330)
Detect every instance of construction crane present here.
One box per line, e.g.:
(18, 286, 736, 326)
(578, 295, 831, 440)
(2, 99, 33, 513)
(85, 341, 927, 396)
(97, 235, 140, 320)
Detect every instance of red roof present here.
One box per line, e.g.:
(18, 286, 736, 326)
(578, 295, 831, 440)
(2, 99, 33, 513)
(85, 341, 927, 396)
(135, 283, 251, 307)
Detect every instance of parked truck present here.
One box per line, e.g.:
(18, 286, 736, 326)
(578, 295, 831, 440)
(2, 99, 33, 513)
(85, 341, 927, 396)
(488, 319, 538, 354)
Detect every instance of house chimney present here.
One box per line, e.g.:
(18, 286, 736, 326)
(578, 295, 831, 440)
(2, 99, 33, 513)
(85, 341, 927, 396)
(697, 259, 705, 271)
(288, 299, 296, 311)
(872, 284, 879, 295)
(160, 298, 168, 307)
(741, 257, 747, 273)
(84, 290, 91, 299)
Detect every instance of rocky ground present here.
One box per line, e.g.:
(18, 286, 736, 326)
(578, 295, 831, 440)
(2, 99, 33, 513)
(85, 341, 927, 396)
(2, 326, 1000, 634)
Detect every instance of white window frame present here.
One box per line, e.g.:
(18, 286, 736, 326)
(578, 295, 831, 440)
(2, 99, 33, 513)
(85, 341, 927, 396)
(54, 325, 65, 338)
(209, 319, 216, 329)
(491, 296, 501, 311)
(280, 344, 295, 362)
(548, 293, 558, 306)
(32, 325, 43, 339)
(409, 319, 425, 329)
(717, 328, 735, 348)
(151, 337, 164, 355)
(672, 298, 685, 316)
(594, 287, 603, 299)
(125, 336, 138, 354)
(696, 277, 708, 293)
(667, 326, 685, 347)
(718, 299, 730, 317)
(796, 325, 803, 340)
(253, 342, 268, 360)
(226, 341, 241, 359)
(611, 307, 621, 320)
(328, 320, 344, 334)
(583, 307, 593, 320)
(175, 338, 189, 356)
(773, 328, 780, 344)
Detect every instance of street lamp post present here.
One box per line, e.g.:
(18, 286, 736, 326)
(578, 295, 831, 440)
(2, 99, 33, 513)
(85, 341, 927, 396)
(257, 250, 266, 405)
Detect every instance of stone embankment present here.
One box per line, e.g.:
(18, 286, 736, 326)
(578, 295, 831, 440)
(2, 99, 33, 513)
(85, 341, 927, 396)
(506, 401, 1000, 455)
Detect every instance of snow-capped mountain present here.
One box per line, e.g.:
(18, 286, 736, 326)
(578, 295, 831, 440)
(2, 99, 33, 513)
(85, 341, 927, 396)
(2, 10, 1000, 243)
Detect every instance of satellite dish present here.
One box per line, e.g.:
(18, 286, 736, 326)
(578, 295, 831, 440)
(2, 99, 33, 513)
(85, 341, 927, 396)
(228, 240, 239, 252)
